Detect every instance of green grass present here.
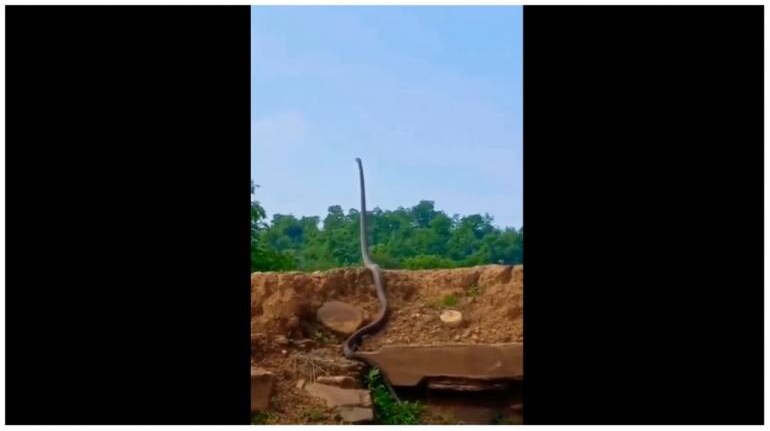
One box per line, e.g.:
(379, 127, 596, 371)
(311, 328, 337, 345)
(251, 412, 275, 425)
(442, 294, 458, 307)
(365, 368, 424, 425)
(301, 408, 326, 423)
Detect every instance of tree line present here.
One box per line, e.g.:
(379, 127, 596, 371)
(251, 181, 523, 272)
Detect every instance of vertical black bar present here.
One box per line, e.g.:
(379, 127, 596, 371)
(523, 6, 763, 424)
(6, 6, 252, 424)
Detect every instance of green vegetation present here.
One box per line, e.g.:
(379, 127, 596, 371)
(311, 328, 338, 345)
(251, 181, 296, 272)
(442, 294, 458, 307)
(252, 181, 523, 272)
(301, 408, 326, 423)
(251, 412, 275, 425)
(365, 368, 423, 425)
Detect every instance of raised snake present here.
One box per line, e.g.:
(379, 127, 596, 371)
(342, 157, 401, 402)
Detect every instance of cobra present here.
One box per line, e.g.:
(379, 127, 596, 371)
(342, 157, 400, 402)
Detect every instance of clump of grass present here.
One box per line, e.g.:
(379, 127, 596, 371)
(311, 328, 337, 345)
(467, 284, 481, 297)
(301, 407, 327, 423)
(442, 294, 458, 307)
(365, 368, 423, 425)
(251, 412, 275, 425)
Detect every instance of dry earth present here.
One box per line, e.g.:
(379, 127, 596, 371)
(251, 264, 523, 424)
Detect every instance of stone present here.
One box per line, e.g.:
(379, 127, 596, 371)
(296, 378, 306, 389)
(356, 343, 523, 387)
(274, 335, 289, 345)
(316, 375, 358, 389)
(316, 301, 364, 335)
(337, 406, 374, 423)
(251, 366, 275, 413)
(304, 382, 372, 408)
(440, 310, 463, 327)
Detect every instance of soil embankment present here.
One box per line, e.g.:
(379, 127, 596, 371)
(251, 265, 523, 424)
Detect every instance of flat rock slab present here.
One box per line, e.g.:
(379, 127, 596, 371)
(304, 382, 372, 408)
(316, 375, 359, 388)
(316, 301, 364, 335)
(356, 343, 522, 387)
(251, 366, 275, 413)
(337, 406, 374, 423)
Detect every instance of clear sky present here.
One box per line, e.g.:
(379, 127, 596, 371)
(251, 6, 522, 229)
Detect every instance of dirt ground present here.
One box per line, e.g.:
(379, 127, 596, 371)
(251, 264, 523, 424)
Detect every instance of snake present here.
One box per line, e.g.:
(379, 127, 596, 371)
(342, 157, 401, 402)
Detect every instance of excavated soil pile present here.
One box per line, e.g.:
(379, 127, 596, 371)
(251, 264, 523, 347)
(251, 264, 523, 424)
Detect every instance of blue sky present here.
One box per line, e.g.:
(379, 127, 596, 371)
(251, 6, 522, 228)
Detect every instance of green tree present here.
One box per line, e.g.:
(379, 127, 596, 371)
(251, 181, 296, 272)
(256, 197, 522, 271)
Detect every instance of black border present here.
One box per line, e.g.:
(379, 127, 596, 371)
(6, 6, 252, 424)
(523, 5, 763, 425)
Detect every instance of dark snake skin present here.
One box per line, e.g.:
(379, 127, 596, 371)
(342, 158, 400, 402)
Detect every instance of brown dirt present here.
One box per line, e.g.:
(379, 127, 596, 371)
(251, 264, 523, 424)
(251, 349, 352, 425)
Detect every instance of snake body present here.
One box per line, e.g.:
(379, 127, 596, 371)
(343, 158, 400, 401)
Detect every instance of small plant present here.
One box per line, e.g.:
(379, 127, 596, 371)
(366, 367, 424, 425)
(251, 412, 275, 425)
(311, 328, 337, 345)
(442, 294, 458, 307)
(301, 407, 327, 423)
(467, 284, 480, 297)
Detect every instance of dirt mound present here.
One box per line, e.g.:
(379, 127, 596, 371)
(251, 264, 523, 349)
(251, 265, 523, 424)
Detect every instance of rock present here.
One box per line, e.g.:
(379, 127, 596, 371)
(316, 375, 358, 389)
(356, 343, 523, 387)
(251, 367, 275, 413)
(440, 310, 463, 327)
(337, 406, 374, 423)
(316, 301, 364, 335)
(296, 378, 306, 389)
(281, 349, 288, 355)
(274, 335, 289, 346)
(304, 382, 372, 408)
